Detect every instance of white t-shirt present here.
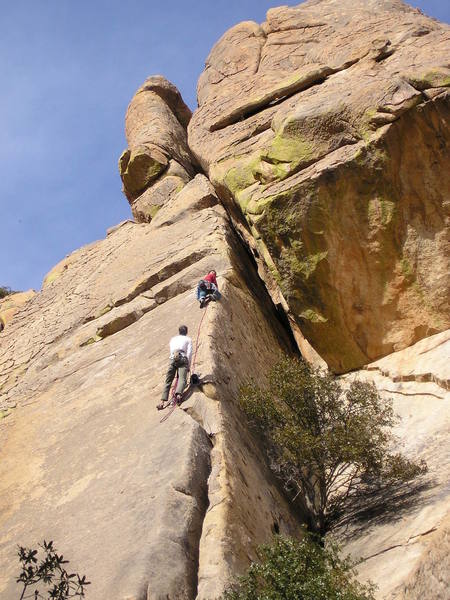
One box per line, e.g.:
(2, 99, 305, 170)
(169, 335, 193, 365)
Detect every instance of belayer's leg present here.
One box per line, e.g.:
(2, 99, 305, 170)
(175, 364, 188, 397)
(160, 361, 176, 403)
(208, 283, 221, 301)
(198, 288, 207, 307)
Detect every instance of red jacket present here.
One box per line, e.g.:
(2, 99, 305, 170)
(203, 272, 217, 287)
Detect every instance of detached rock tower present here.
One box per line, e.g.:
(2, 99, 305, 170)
(1, 1, 449, 599)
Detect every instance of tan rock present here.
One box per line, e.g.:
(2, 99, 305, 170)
(189, 0, 450, 372)
(119, 76, 197, 221)
(397, 512, 450, 600)
(0, 290, 36, 331)
(130, 162, 190, 223)
(119, 144, 168, 197)
(342, 330, 450, 599)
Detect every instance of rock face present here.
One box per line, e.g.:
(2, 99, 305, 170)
(0, 290, 36, 331)
(343, 330, 450, 600)
(189, 0, 450, 373)
(1, 2, 449, 600)
(0, 174, 302, 599)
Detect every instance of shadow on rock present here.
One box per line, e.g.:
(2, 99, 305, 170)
(336, 476, 437, 540)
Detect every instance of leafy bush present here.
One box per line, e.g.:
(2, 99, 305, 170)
(240, 356, 426, 535)
(222, 534, 375, 600)
(16, 540, 90, 599)
(0, 286, 14, 299)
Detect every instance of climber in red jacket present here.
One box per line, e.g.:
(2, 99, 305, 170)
(196, 270, 221, 308)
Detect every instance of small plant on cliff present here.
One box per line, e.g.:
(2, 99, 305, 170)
(16, 540, 90, 599)
(0, 286, 15, 299)
(222, 534, 375, 600)
(239, 356, 426, 536)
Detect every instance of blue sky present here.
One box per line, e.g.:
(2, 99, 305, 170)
(1, 1, 449, 291)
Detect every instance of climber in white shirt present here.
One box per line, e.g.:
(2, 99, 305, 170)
(157, 325, 192, 409)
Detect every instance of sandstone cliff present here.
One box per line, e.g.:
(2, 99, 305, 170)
(1, 1, 449, 599)
(189, 0, 450, 373)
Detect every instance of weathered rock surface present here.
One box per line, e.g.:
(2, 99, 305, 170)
(0, 175, 302, 599)
(189, 0, 450, 372)
(397, 512, 450, 600)
(0, 290, 36, 331)
(119, 76, 197, 221)
(343, 329, 450, 599)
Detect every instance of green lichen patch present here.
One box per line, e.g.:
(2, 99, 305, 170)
(359, 108, 379, 140)
(368, 197, 396, 229)
(43, 263, 69, 287)
(251, 158, 291, 185)
(148, 205, 161, 219)
(292, 250, 329, 280)
(264, 133, 314, 167)
(118, 149, 131, 176)
(212, 133, 316, 212)
(246, 195, 277, 216)
(400, 256, 415, 283)
(97, 304, 113, 318)
(299, 308, 328, 323)
(120, 146, 168, 196)
(406, 69, 450, 91)
(250, 224, 261, 240)
(223, 163, 256, 200)
(80, 334, 101, 347)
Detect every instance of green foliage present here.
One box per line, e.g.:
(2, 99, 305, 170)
(222, 534, 375, 600)
(16, 540, 90, 599)
(240, 356, 426, 535)
(0, 286, 15, 299)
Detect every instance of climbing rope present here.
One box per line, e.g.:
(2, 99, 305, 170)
(190, 300, 209, 377)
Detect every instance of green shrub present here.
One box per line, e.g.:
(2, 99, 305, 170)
(222, 534, 375, 600)
(240, 356, 426, 535)
(0, 286, 14, 299)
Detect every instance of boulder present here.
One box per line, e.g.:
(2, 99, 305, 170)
(188, 0, 450, 372)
